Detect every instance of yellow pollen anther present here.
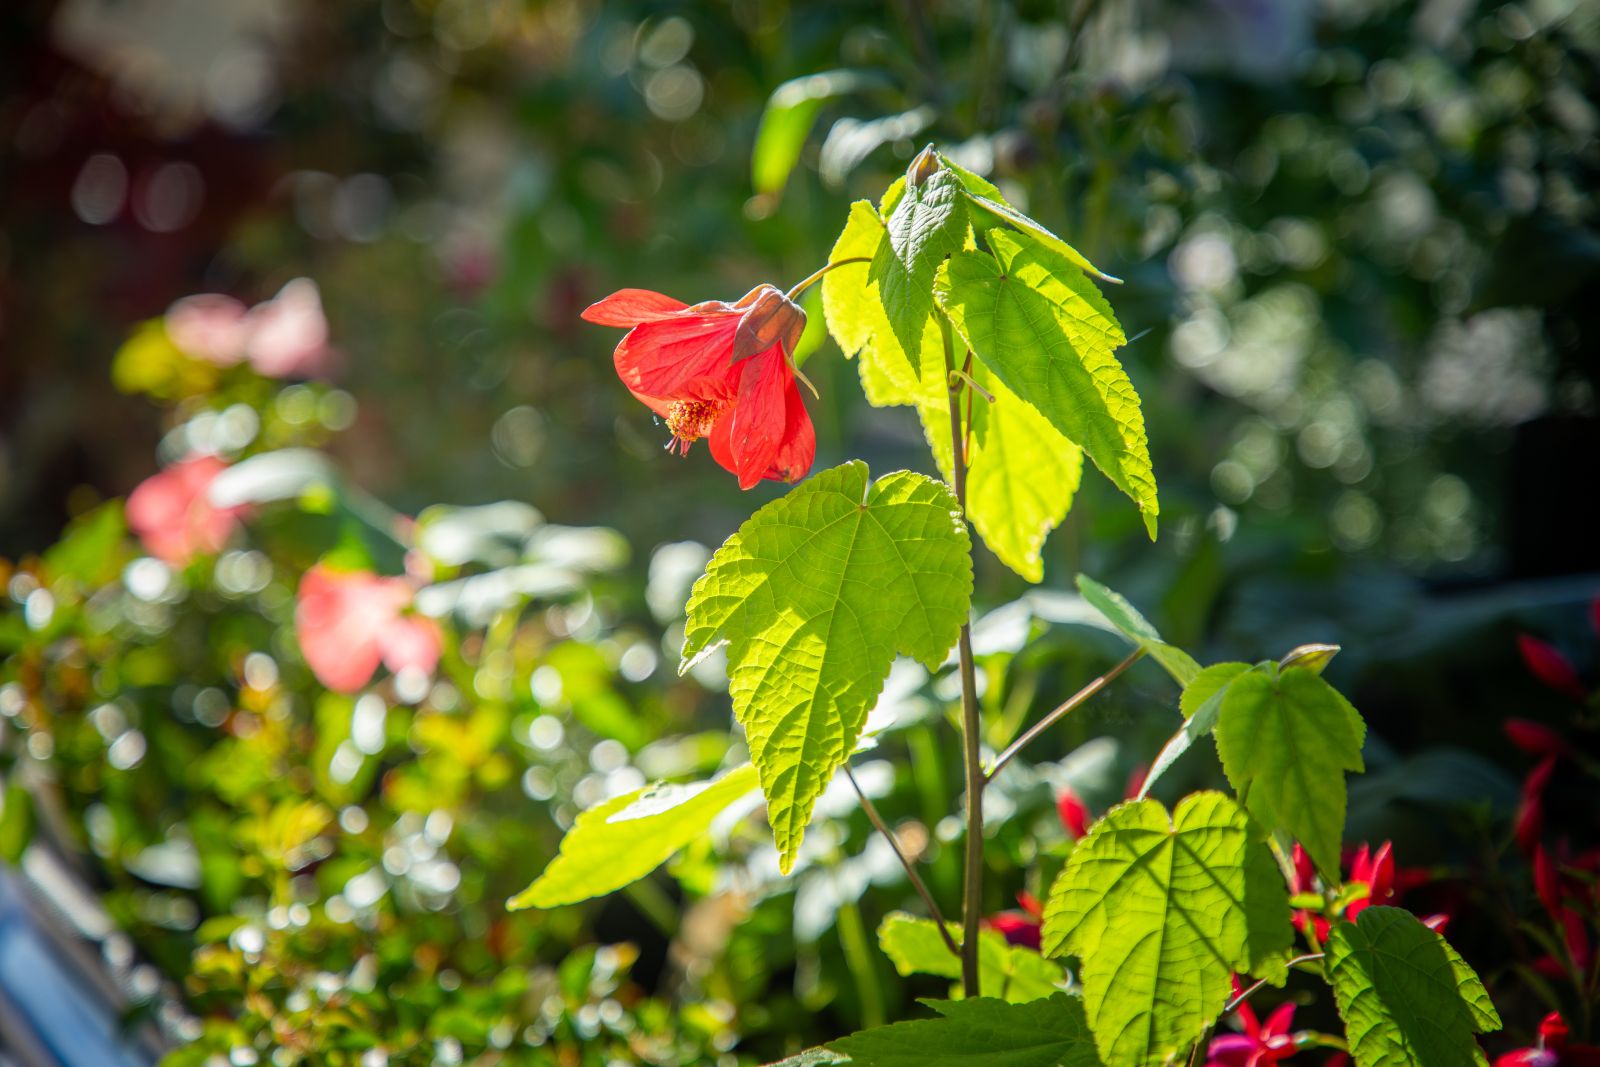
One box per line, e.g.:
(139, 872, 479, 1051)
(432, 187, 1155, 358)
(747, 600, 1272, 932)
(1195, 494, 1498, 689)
(665, 398, 724, 452)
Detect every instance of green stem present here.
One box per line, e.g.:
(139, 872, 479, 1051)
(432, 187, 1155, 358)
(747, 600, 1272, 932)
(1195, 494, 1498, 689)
(847, 766, 959, 958)
(837, 898, 886, 1029)
(941, 311, 985, 998)
(985, 648, 1145, 781)
(785, 257, 872, 302)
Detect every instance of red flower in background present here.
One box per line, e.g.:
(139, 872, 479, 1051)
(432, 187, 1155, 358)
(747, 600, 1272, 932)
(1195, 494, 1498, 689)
(583, 285, 815, 489)
(1205, 980, 1298, 1067)
(1290, 841, 1446, 940)
(295, 564, 441, 694)
(126, 455, 246, 566)
(1056, 786, 1091, 840)
(1516, 634, 1588, 703)
(988, 891, 1044, 950)
(1495, 1012, 1600, 1066)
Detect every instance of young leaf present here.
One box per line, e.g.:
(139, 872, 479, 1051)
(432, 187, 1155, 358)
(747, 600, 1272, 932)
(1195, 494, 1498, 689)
(823, 202, 1084, 582)
(878, 911, 1065, 1004)
(1325, 907, 1501, 1067)
(937, 153, 1121, 284)
(1140, 661, 1254, 799)
(1074, 575, 1201, 685)
(871, 166, 968, 378)
(507, 764, 759, 909)
(1041, 792, 1293, 1067)
(827, 994, 1105, 1067)
(1214, 666, 1366, 880)
(936, 229, 1157, 538)
(682, 462, 971, 871)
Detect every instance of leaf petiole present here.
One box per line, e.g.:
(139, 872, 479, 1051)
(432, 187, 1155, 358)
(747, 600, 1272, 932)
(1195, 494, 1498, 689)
(785, 256, 873, 301)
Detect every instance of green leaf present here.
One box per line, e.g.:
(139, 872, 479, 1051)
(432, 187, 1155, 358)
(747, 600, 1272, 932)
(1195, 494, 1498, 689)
(1041, 792, 1293, 1067)
(507, 764, 759, 908)
(1325, 907, 1501, 1067)
(0, 780, 36, 865)
(681, 462, 971, 871)
(752, 70, 883, 197)
(1074, 575, 1200, 685)
(878, 911, 1065, 1004)
(936, 229, 1156, 538)
(823, 202, 1083, 582)
(765, 1051, 852, 1067)
(872, 167, 969, 377)
(43, 500, 128, 589)
(1140, 662, 1253, 800)
(1214, 666, 1366, 880)
(828, 994, 1105, 1067)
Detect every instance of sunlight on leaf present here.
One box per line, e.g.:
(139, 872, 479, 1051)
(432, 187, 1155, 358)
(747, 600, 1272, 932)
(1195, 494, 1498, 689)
(681, 462, 971, 871)
(828, 994, 1104, 1067)
(1075, 575, 1199, 685)
(877, 911, 1065, 1004)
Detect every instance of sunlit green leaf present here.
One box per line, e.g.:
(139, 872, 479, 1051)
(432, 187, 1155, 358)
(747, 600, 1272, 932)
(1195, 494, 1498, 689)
(682, 462, 971, 871)
(1325, 907, 1500, 1067)
(508, 764, 759, 909)
(877, 911, 1065, 1004)
(1074, 575, 1199, 685)
(1214, 666, 1366, 879)
(752, 70, 882, 197)
(1042, 792, 1292, 1067)
(936, 229, 1156, 538)
(872, 167, 968, 378)
(1140, 662, 1252, 800)
(828, 994, 1104, 1067)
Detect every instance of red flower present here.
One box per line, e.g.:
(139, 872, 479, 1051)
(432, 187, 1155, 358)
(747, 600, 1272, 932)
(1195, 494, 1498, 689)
(1517, 634, 1587, 702)
(1057, 786, 1091, 839)
(1206, 983, 1298, 1067)
(1515, 754, 1559, 856)
(295, 564, 442, 694)
(126, 455, 247, 565)
(1290, 841, 1447, 940)
(1495, 1012, 1600, 1067)
(583, 285, 815, 489)
(987, 892, 1044, 949)
(1504, 718, 1571, 760)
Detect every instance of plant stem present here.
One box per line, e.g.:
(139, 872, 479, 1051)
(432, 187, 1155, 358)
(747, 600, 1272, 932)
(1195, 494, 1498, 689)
(785, 257, 872, 301)
(846, 766, 960, 959)
(986, 648, 1145, 781)
(1223, 953, 1326, 1016)
(941, 311, 985, 998)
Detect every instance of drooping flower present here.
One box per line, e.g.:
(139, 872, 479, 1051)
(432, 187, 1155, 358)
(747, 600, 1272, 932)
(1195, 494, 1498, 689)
(295, 564, 441, 694)
(163, 278, 338, 379)
(126, 455, 246, 566)
(1504, 718, 1571, 760)
(1205, 980, 1298, 1067)
(582, 285, 815, 489)
(1514, 754, 1559, 856)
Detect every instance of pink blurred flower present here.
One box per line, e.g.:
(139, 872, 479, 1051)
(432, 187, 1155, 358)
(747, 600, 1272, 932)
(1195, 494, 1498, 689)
(1515, 754, 1559, 857)
(295, 564, 441, 694)
(1290, 841, 1447, 940)
(987, 892, 1044, 949)
(164, 294, 250, 366)
(1504, 718, 1571, 760)
(126, 455, 246, 565)
(244, 278, 339, 379)
(163, 279, 338, 379)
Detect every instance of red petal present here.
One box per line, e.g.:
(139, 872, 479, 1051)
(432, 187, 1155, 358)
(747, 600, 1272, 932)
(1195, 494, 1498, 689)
(1533, 844, 1563, 917)
(726, 346, 793, 490)
(614, 312, 741, 401)
(581, 288, 688, 326)
(1260, 1001, 1296, 1039)
(763, 377, 815, 483)
(706, 406, 738, 479)
(1504, 718, 1569, 758)
(1517, 634, 1587, 701)
(1057, 788, 1091, 839)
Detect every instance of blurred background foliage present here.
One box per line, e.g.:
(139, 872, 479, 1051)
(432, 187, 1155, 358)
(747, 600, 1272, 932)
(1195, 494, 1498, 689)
(1, 0, 1598, 1063)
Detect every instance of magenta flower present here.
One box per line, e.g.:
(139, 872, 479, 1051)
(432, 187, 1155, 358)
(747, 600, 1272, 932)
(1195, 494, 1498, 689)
(125, 455, 246, 566)
(295, 564, 441, 694)
(1206, 989, 1297, 1067)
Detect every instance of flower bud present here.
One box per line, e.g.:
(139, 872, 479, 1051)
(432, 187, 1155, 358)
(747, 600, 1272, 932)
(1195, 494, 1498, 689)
(907, 144, 941, 188)
(730, 284, 807, 364)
